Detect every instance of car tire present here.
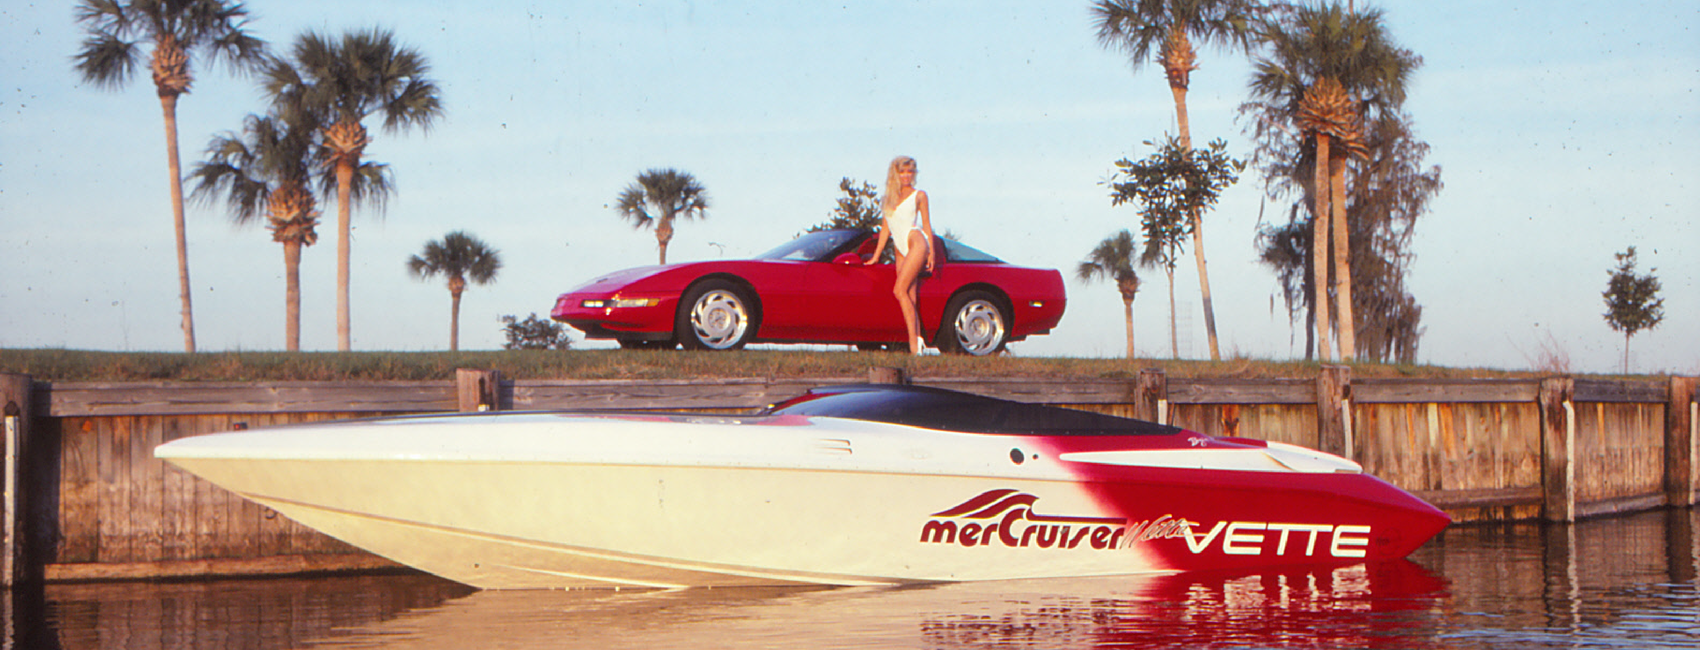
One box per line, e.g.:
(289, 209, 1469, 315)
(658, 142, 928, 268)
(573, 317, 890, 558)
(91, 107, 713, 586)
(938, 290, 1008, 356)
(676, 280, 757, 350)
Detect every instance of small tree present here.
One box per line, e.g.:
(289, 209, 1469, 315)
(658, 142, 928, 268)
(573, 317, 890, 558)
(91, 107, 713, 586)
(616, 168, 709, 265)
(408, 231, 501, 351)
(1107, 137, 1244, 359)
(1077, 230, 1142, 359)
(500, 313, 571, 350)
(810, 178, 883, 232)
(1602, 246, 1664, 373)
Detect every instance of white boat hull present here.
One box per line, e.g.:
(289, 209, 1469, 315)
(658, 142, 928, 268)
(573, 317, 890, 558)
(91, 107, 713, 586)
(158, 388, 1448, 590)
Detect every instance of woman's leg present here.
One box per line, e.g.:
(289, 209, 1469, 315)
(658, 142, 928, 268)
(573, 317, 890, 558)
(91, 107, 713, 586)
(893, 232, 929, 353)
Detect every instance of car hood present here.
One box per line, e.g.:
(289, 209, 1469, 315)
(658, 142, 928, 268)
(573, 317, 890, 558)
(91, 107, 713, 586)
(562, 262, 733, 294)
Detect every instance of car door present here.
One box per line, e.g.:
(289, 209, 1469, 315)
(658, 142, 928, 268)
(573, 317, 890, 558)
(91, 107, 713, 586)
(794, 255, 903, 342)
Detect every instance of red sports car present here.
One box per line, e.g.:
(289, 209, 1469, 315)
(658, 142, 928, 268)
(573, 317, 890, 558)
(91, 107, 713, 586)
(550, 229, 1066, 355)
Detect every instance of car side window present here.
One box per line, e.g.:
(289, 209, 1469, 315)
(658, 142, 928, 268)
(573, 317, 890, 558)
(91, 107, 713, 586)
(940, 239, 1005, 264)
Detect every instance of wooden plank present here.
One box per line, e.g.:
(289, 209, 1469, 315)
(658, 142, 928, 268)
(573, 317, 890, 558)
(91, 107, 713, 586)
(513, 378, 844, 410)
(57, 418, 99, 564)
(1168, 379, 1313, 405)
(160, 416, 191, 561)
(43, 381, 457, 417)
(1354, 379, 1540, 404)
(1413, 486, 1543, 509)
(1575, 379, 1667, 403)
(132, 415, 163, 563)
(190, 415, 220, 560)
(43, 553, 403, 582)
(97, 416, 132, 563)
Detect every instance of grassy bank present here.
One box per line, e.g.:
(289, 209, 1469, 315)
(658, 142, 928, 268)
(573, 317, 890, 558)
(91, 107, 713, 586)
(0, 348, 1572, 383)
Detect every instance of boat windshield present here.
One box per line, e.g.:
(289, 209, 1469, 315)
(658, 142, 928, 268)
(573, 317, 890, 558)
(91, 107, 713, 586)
(765, 385, 1180, 436)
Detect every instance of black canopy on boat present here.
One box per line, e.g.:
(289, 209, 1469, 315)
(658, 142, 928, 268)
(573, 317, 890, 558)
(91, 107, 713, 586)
(763, 384, 1181, 437)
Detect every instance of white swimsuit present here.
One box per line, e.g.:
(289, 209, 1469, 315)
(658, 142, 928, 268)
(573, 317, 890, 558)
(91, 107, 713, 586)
(887, 191, 928, 257)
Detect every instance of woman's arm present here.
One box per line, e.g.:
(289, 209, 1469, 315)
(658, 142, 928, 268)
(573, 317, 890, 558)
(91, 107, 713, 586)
(864, 220, 890, 265)
(917, 191, 936, 271)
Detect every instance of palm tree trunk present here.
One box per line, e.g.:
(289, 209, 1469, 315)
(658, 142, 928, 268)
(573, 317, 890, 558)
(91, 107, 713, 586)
(159, 92, 196, 353)
(283, 239, 302, 352)
(1169, 72, 1221, 361)
(656, 216, 674, 265)
(335, 159, 354, 351)
(1312, 134, 1334, 362)
(1192, 213, 1221, 360)
(1166, 267, 1178, 359)
(1170, 84, 1192, 150)
(1122, 296, 1135, 360)
(1330, 156, 1355, 360)
(450, 288, 463, 352)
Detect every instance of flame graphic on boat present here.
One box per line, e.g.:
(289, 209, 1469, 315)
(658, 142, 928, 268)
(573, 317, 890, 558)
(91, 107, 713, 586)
(932, 489, 1126, 525)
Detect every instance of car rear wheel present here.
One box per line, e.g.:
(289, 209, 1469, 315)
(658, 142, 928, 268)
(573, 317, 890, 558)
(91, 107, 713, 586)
(676, 280, 757, 350)
(939, 290, 1008, 356)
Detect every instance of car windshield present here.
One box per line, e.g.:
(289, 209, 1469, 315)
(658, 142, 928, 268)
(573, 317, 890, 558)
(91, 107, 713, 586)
(752, 229, 1007, 264)
(754, 230, 862, 261)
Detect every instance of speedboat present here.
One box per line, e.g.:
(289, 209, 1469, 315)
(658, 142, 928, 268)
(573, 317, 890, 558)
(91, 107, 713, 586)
(155, 384, 1450, 590)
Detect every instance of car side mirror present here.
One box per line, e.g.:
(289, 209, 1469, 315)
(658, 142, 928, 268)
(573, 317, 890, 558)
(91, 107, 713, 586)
(832, 252, 863, 265)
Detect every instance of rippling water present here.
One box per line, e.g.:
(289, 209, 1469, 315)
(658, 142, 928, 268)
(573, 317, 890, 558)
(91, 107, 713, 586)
(18, 508, 1698, 649)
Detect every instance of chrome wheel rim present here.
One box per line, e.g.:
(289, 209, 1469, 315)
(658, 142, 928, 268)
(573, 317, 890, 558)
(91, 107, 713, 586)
(690, 289, 749, 349)
(953, 299, 1006, 356)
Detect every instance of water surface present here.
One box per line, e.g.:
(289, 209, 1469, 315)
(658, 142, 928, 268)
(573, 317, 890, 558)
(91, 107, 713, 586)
(21, 508, 1699, 648)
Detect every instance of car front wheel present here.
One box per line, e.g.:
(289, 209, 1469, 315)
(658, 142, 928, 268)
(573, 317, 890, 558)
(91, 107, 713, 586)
(676, 280, 757, 350)
(939, 291, 1008, 356)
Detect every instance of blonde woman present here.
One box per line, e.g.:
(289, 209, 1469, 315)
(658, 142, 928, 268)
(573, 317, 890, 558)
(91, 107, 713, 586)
(864, 156, 937, 354)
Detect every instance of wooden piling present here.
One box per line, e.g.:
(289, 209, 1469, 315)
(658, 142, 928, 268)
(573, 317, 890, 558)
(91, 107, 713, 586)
(1668, 376, 1698, 507)
(1135, 368, 1166, 424)
(868, 367, 909, 385)
(1316, 366, 1350, 457)
(1, 373, 32, 587)
(455, 369, 500, 412)
(1540, 376, 1576, 522)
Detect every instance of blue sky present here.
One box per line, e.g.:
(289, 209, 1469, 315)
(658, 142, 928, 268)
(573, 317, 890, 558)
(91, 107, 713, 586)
(2, 1, 1695, 374)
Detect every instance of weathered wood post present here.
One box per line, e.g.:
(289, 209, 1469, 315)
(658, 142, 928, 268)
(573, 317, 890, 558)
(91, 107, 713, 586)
(456, 369, 501, 412)
(1135, 368, 1166, 424)
(0, 373, 32, 587)
(868, 367, 909, 385)
(1540, 376, 1576, 522)
(1316, 366, 1351, 456)
(1666, 376, 1698, 508)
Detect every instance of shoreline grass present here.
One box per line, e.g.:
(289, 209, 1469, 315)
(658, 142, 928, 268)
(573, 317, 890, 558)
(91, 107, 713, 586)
(0, 348, 1627, 384)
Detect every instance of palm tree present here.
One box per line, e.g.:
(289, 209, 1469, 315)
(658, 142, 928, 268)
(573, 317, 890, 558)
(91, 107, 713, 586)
(617, 169, 711, 265)
(1077, 231, 1142, 359)
(1245, 3, 1416, 360)
(73, 0, 268, 353)
(188, 113, 320, 350)
(408, 231, 501, 352)
(271, 28, 443, 351)
(1093, 0, 1262, 361)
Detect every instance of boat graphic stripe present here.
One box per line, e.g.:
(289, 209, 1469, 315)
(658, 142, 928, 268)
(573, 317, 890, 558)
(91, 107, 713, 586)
(930, 488, 1020, 517)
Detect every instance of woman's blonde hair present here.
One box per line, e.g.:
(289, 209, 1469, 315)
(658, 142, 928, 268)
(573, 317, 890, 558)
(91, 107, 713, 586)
(880, 156, 917, 213)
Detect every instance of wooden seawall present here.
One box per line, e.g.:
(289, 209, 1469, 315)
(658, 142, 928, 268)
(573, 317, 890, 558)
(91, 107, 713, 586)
(0, 369, 1694, 584)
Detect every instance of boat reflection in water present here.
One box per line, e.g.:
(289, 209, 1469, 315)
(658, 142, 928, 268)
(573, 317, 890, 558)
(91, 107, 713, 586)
(280, 561, 1449, 649)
